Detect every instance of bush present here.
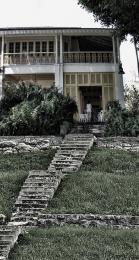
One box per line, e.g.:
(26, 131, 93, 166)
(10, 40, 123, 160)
(0, 82, 77, 135)
(104, 100, 139, 136)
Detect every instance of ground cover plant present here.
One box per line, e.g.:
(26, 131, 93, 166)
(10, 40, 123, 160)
(46, 147, 139, 215)
(0, 149, 55, 219)
(9, 226, 139, 260)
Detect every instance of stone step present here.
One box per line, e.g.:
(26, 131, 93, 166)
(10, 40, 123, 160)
(15, 202, 47, 208)
(62, 141, 91, 145)
(23, 180, 57, 186)
(18, 194, 50, 199)
(51, 162, 81, 167)
(0, 226, 21, 259)
(60, 143, 89, 147)
(0, 235, 14, 242)
(16, 198, 49, 204)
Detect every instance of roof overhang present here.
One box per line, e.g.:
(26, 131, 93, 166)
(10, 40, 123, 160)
(0, 27, 114, 37)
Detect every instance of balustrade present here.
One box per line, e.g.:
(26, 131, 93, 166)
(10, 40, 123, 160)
(2, 51, 114, 65)
(3, 52, 55, 65)
(63, 52, 113, 63)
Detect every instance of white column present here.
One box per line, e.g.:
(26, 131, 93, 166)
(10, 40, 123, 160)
(60, 34, 63, 64)
(0, 35, 5, 98)
(55, 64, 64, 93)
(55, 34, 58, 64)
(112, 35, 124, 107)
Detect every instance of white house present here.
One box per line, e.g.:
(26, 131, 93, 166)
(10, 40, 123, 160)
(0, 27, 124, 119)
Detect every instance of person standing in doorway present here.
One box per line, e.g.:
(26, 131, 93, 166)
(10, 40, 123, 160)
(86, 101, 92, 122)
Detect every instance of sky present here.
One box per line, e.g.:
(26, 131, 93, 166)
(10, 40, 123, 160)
(0, 0, 138, 83)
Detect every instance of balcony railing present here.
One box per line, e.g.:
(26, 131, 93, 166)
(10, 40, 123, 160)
(63, 52, 114, 63)
(3, 52, 55, 65)
(2, 51, 114, 65)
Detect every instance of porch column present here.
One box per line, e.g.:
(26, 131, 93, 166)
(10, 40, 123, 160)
(0, 35, 5, 98)
(112, 35, 125, 108)
(58, 34, 63, 93)
(55, 34, 58, 64)
(60, 34, 63, 64)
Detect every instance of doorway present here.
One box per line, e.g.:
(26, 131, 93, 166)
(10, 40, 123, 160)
(80, 86, 102, 122)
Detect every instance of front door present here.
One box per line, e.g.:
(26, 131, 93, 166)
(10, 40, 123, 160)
(80, 86, 102, 122)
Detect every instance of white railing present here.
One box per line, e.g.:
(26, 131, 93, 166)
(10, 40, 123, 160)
(63, 52, 114, 63)
(3, 52, 55, 65)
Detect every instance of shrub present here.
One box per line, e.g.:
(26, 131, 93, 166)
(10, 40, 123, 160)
(104, 100, 139, 136)
(0, 82, 77, 135)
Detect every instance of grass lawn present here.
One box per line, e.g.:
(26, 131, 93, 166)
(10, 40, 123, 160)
(9, 226, 139, 260)
(0, 149, 55, 219)
(46, 148, 139, 215)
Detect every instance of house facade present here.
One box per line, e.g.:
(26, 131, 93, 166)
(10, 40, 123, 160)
(0, 27, 124, 120)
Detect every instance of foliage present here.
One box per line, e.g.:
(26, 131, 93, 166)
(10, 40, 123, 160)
(104, 100, 139, 136)
(125, 85, 139, 114)
(0, 81, 77, 135)
(78, 0, 139, 73)
(78, 0, 139, 40)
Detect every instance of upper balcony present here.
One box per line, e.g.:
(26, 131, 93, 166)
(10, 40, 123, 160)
(0, 34, 115, 67)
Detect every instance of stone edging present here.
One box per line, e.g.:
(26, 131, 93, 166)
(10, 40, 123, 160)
(37, 214, 139, 229)
(97, 137, 139, 152)
(0, 136, 62, 154)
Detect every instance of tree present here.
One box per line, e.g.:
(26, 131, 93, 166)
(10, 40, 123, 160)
(78, 0, 139, 74)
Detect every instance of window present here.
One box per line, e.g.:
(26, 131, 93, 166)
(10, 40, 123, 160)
(29, 42, 34, 52)
(71, 74, 76, 84)
(42, 41, 47, 52)
(49, 41, 54, 52)
(22, 42, 27, 52)
(65, 75, 70, 84)
(15, 42, 20, 53)
(91, 74, 95, 84)
(35, 42, 40, 53)
(9, 42, 14, 53)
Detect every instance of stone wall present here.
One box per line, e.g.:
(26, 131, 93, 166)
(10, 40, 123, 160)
(38, 214, 139, 229)
(0, 136, 62, 154)
(97, 137, 139, 152)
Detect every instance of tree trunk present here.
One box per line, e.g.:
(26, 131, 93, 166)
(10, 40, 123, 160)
(133, 36, 139, 77)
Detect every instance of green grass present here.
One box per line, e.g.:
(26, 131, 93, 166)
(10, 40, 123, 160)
(82, 147, 139, 174)
(0, 150, 55, 219)
(46, 148, 139, 215)
(9, 226, 139, 260)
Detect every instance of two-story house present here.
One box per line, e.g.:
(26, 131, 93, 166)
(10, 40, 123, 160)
(0, 27, 124, 119)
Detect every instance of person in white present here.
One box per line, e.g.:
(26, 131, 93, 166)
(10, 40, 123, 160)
(86, 102, 92, 122)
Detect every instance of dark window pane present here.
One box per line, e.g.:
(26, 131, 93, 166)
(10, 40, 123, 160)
(9, 42, 14, 53)
(15, 42, 20, 53)
(29, 42, 33, 52)
(35, 42, 40, 52)
(22, 42, 27, 52)
(42, 41, 47, 52)
(49, 41, 54, 52)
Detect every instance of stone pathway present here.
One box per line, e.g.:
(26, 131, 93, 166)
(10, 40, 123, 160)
(0, 134, 94, 259)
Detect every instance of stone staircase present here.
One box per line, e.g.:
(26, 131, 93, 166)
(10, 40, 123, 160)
(0, 134, 94, 259)
(0, 225, 21, 260)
